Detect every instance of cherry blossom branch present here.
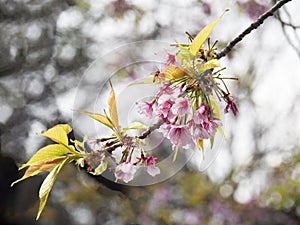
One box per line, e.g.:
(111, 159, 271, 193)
(216, 0, 293, 59)
(137, 119, 164, 140)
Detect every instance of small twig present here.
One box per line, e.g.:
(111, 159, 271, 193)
(216, 0, 293, 59)
(137, 120, 164, 139)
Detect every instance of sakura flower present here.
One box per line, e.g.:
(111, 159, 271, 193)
(193, 104, 209, 124)
(156, 96, 175, 121)
(114, 162, 137, 183)
(163, 53, 176, 69)
(166, 124, 194, 147)
(171, 97, 190, 117)
(145, 155, 160, 176)
(189, 104, 220, 139)
(137, 101, 153, 119)
(191, 122, 210, 139)
(155, 83, 174, 99)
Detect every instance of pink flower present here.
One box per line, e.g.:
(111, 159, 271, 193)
(189, 117, 219, 140)
(171, 97, 190, 117)
(114, 162, 137, 183)
(155, 83, 174, 99)
(156, 96, 175, 121)
(145, 156, 160, 176)
(137, 101, 153, 119)
(163, 53, 176, 69)
(222, 91, 238, 116)
(166, 124, 194, 147)
(189, 104, 220, 139)
(193, 104, 209, 124)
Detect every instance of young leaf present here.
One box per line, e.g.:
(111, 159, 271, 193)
(126, 121, 147, 130)
(108, 81, 119, 128)
(89, 159, 107, 175)
(18, 144, 72, 170)
(197, 139, 205, 159)
(164, 65, 188, 80)
(38, 124, 72, 146)
(128, 75, 158, 86)
(11, 156, 69, 186)
(210, 97, 220, 120)
(75, 110, 113, 129)
(36, 158, 68, 220)
(190, 9, 229, 55)
(196, 59, 220, 73)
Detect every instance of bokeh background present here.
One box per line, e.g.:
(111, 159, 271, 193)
(1, 0, 300, 224)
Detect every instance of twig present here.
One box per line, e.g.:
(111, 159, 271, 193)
(216, 0, 293, 59)
(137, 120, 164, 139)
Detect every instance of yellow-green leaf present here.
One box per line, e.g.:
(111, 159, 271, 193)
(196, 59, 220, 73)
(11, 156, 69, 187)
(190, 9, 229, 55)
(38, 124, 72, 146)
(75, 110, 113, 129)
(89, 159, 107, 175)
(164, 65, 188, 80)
(173, 146, 179, 162)
(217, 126, 226, 140)
(19, 144, 73, 170)
(128, 75, 157, 86)
(210, 97, 220, 120)
(108, 81, 119, 128)
(36, 158, 68, 220)
(126, 121, 147, 130)
(196, 139, 205, 159)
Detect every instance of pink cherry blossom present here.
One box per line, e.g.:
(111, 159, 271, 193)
(193, 104, 209, 124)
(166, 124, 194, 147)
(114, 162, 137, 183)
(137, 101, 153, 119)
(145, 156, 160, 176)
(188, 103, 220, 139)
(163, 53, 176, 69)
(156, 96, 175, 121)
(171, 97, 190, 117)
(155, 83, 174, 99)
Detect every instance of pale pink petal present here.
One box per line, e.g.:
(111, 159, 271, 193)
(147, 165, 160, 176)
(167, 125, 194, 147)
(137, 101, 153, 119)
(114, 162, 137, 183)
(171, 97, 190, 117)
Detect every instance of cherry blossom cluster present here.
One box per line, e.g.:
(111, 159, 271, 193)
(137, 83, 220, 150)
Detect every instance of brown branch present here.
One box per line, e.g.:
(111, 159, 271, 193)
(136, 119, 164, 140)
(216, 0, 293, 59)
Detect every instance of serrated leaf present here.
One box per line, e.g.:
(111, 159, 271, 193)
(75, 110, 113, 129)
(89, 159, 107, 175)
(108, 81, 119, 128)
(19, 144, 73, 170)
(38, 124, 72, 146)
(11, 156, 69, 187)
(190, 9, 229, 55)
(36, 158, 68, 220)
